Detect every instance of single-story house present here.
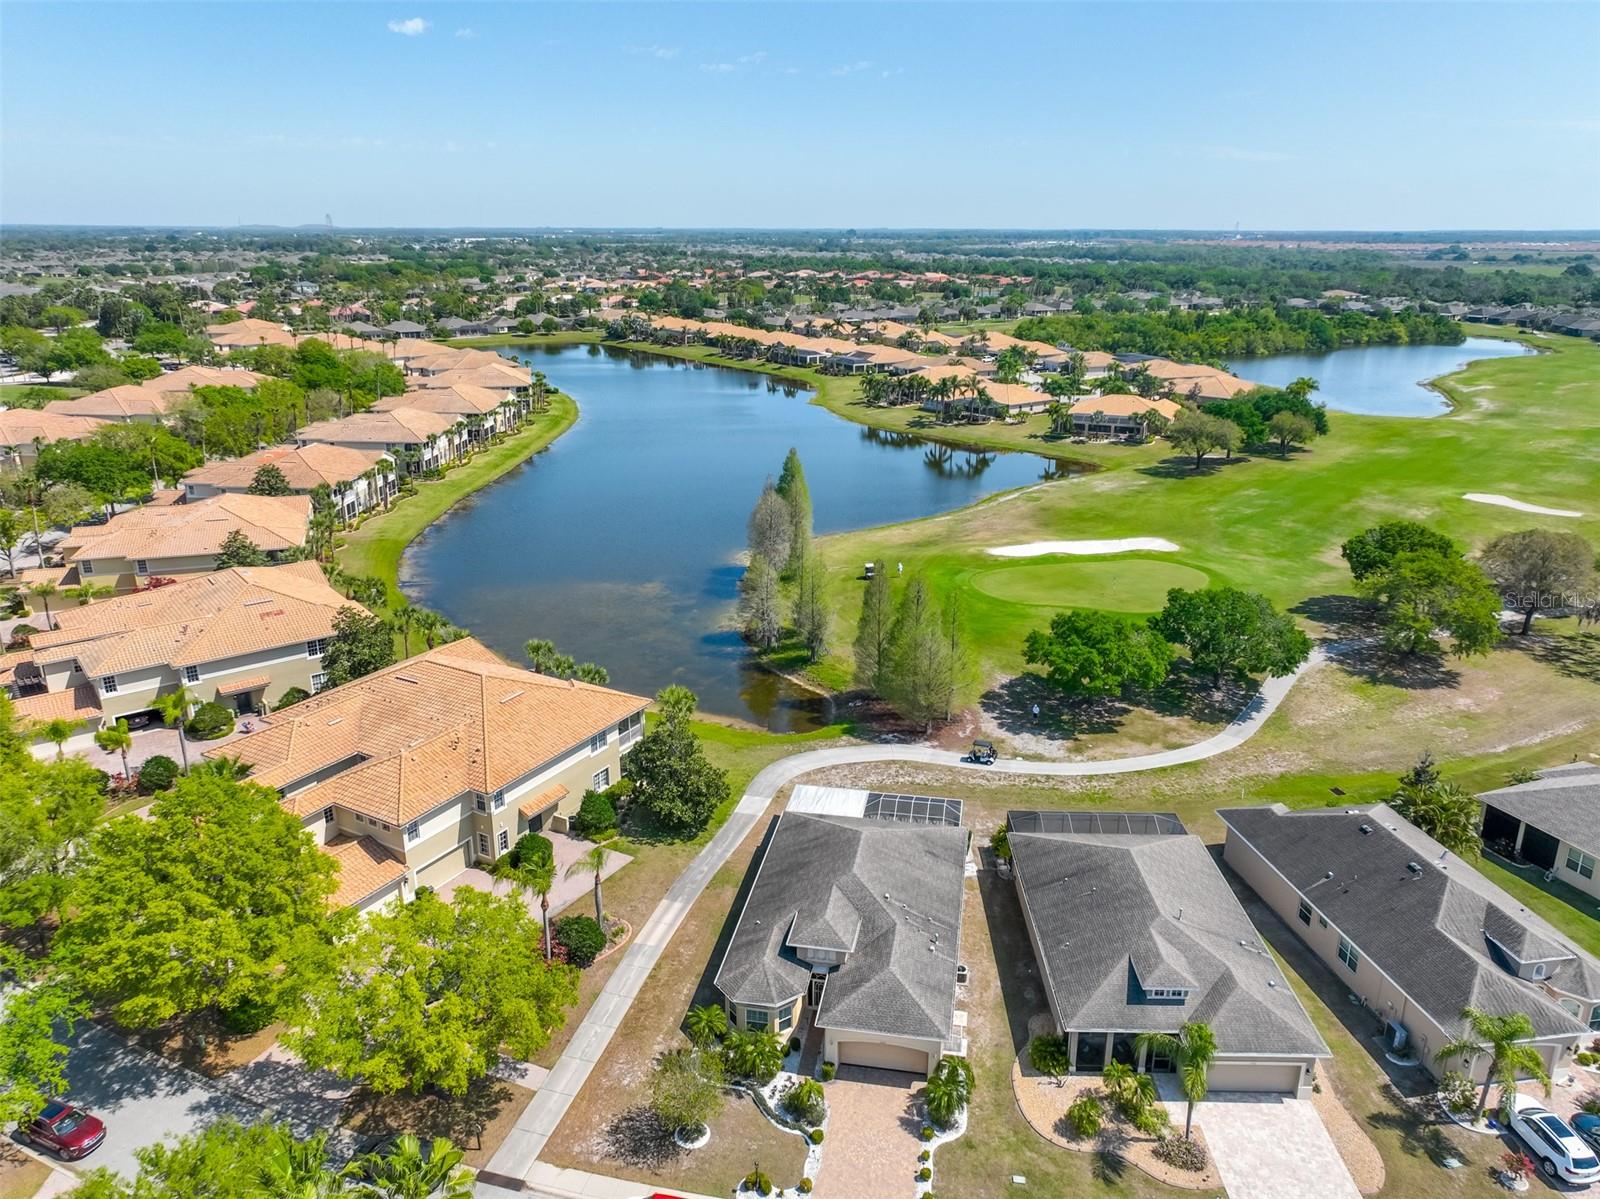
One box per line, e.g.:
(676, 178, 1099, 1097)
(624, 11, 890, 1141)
(0, 409, 107, 467)
(383, 320, 428, 340)
(1479, 763, 1600, 901)
(1221, 803, 1600, 1082)
(714, 785, 969, 1076)
(1009, 810, 1329, 1097)
(1067, 394, 1180, 437)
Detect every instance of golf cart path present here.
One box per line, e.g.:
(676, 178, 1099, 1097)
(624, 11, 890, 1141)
(480, 650, 1326, 1194)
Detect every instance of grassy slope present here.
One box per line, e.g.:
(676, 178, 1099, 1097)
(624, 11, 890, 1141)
(334, 394, 577, 601)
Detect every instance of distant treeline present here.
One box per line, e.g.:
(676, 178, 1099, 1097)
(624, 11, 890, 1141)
(1012, 306, 1464, 362)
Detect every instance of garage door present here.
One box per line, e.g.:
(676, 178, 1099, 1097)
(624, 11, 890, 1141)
(1207, 1060, 1305, 1094)
(836, 1041, 931, 1075)
(416, 839, 472, 888)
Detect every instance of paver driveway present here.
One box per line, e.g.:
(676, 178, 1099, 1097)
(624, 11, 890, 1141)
(811, 1066, 925, 1199)
(1188, 1091, 1360, 1199)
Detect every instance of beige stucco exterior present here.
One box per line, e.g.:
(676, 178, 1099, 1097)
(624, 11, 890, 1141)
(75, 550, 294, 595)
(1223, 827, 1588, 1082)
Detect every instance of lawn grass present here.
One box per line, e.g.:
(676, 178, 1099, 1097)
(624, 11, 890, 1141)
(0, 382, 87, 402)
(970, 556, 1212, 612)
(0, 1154, 49, 1199)
(335, 394, 577, 602)
(446, 330, 604, 350)
(1475, 854, 1600, 958)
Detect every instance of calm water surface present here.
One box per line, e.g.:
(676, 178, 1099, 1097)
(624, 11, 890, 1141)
(400, 344, 1072, 729)
(1230, 336, 1533, 417)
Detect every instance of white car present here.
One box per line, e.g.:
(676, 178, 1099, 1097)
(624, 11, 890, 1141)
(1507, 1093, 1600, 1186)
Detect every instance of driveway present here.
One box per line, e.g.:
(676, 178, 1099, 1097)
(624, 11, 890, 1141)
(29, 722, 251, 770)
(1181, 1090, 1360, 1199)
(436, 831, 631, 924)
(811, 1066, 924, 1199)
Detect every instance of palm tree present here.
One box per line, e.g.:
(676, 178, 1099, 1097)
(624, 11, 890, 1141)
(154, 685, 195, 774)
(27, 581, 58, 627)
(36, 717, 81, 760)
(684, 1003, 729, 1048)
(344, 1133, 473, 1199)
(390, 600, 418, 656)
(1135, 1020, 1217, 1139)
(1436, 1007, 1550, 1122)
(923, 1055, 974, 1129)
(415, 609, 444, 650)
(258, 1129, 339, 1199)
(93, 718, 134, 778)
(65, 581, 111, 607)
(502, 848, 557, 961)
(565, 844, 613, 924)
(189, 754, 254, 781)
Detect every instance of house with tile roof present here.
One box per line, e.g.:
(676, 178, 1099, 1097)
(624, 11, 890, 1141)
(1008, 810, 1330, 1097)
(212, 638, 648, 910)
(0, 409, 108, 467)
(374, 383, 520, 441)
(714, 787, 969, 1076)
(58, 493, 311, 592)
(181, 443, 396, 521)
(1221, 803, 1600, 1082)
(294, 408, 462, 475)
(1067, 393, 1181, 438)
(2, 562, 353, 725)
(206, 318, 297, 351)
(1479, 763, 1600, 902)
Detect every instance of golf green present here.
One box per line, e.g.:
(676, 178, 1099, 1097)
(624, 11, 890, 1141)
(971, 558, 1210, 613)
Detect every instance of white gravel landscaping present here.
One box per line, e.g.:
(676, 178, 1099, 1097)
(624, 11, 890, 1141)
(986, 537, 1181, 557)
(1462, 493, 1584, 518)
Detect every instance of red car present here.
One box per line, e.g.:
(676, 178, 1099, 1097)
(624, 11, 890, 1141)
(18, 1100, 105, 1160)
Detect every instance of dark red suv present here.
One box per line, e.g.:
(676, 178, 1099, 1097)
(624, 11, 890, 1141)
(18, 1100, 105, 1160)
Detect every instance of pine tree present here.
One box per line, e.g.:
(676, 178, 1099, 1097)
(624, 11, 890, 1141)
(739, 554, 782, 649)
(792, 549, 829, 661)
(884, 578, 952, 732)
(775, 448, 813, 576)
(853, 568, 893, 694)
(747, 479, 791, 570)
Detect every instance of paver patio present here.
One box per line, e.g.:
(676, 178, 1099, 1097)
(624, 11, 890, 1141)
(1176, 1087, 1360, 1199)
(435, 831, 631, 923)
(811, 1066, 925, 1199)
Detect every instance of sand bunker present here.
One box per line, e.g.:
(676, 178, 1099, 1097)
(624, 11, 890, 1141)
(1463, 493, 1584, 519)
(987, 538, 1181, 558)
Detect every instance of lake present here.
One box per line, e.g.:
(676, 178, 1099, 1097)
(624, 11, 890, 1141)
(400, 344, 1073, 730)
(1229, 336, 1534, 417)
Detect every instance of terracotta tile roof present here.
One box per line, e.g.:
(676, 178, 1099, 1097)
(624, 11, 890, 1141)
(219, 639, 649, 826)
(411, 364, 530, 392)
(519, 783, 568, 819)
(217, 674, 272, 696)
(378, 383, 505, 418)
(0, 409, 107, 449)
(406, 348, 512, 374)
(13, 684, 101, 724)
(143, 366, 265, 394)
(296, 408, 455, 446)
(322, 835, 407, 907)
(59, 494, 310, 563)
(207, 319, 297, 348)
(43, 386, 174, 421)
(1068, 393, 1182, 420)
(183, 443, 391, 493)
(25, 561, 351, 676)
(980, 381, 1052, 409)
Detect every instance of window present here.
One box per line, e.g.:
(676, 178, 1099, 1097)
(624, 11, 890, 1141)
(100, 675, 118, 694)
(183, 665, 200, 684)
(405, 821, 419, 843)
(497, 829, 509, 852)
(492, 791, 505, 811)
(306, 638, 328, 658)
(592, 767, 610, 791)
(1532, 963, 1547, 980)
(355, 814, 367, 825)
(379, 822, 390, 831)
(590, 729, 608, 752)
(1590, 1009, 1600, 1032)
(745, 1008, 769, 1031)
(778, 1008, 793, 1032)
(135, 559, 149, 575)
(475, 796, 488, 813)
(80, 560, 94, 576)
(1338, 936, 1360, 973)
(1297, 898, 1313, 926)
(323, 807, 334, 824)
(477, 833, 489, 855)
(311, 672, 327, 691)
(1566, 848, 1596, 880)
(1146, 987, 1191, 1000)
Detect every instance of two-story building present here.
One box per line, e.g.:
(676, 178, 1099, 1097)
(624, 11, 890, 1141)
(3, 561, 352, 726)
(57, 493, 311, 592)
(294, 408, 461, 475)
(181, 443, 396, 522)
(212, 639, 649, 912)
(0, 409, 107, 467)
(373, 384, 515, 443)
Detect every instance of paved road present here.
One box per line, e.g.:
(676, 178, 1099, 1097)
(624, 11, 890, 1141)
(477, 652, 1324, 1194)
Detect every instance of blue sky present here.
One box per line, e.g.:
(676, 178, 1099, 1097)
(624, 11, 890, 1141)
(3, 1, 1597, 230)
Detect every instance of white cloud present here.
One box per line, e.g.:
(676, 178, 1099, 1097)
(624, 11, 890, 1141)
(387, 16, 430, 36)
(701, 62, 737, 73)
(625, 43, 679, 59)
(830, 60, 873, 76)
(455, 27, 477, 39)
(738, 51, 767, 65)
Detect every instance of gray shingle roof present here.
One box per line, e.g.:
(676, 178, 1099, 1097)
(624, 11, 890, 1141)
(1009, 825, 1329, 1059)
(1220, 803, 1600, 1042)
(714, 812, 967, 1041)
(1479, 763, 1600, 855)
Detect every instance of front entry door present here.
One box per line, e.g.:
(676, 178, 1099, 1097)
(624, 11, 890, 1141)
(808, 973, 827, 1007)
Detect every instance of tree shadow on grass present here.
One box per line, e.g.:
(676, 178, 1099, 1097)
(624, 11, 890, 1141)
(1504, 628, 1600, 684)
(978, 673, 1126, 743)
(1139, 666, 1249, 725)
(341, 1077, 519, 1153)
(1327, 641, 1464, 691)
(1291, 594, 1374, 639)
(976, 870, 1048, 1056)
(1136, 455, 1254, 481)
(600, 1104, 682, 1171)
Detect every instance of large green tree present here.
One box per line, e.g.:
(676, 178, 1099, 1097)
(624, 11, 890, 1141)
(214, 529, 269, 569)
(51, 775, 340, 1031)
(285, 888, 578, 1096)
(1151, 587, 1312, 687)
(0, 751, 106, 931)
(1479, 528, 1596, 635)
(623, 685, 731, 834)
(852, 567, 894, 694)
(321, 607, 395, 687)
(884, 578, 958, 731)
(775, 447, 812, 575)
(1359, 549, 1502, 657)
(1023, 609, 1174, 700)
(0, 950, 85, 1127)
(1341, 520, 1458, 582)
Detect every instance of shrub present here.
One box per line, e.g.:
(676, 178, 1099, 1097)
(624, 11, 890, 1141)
(1153, 1134, 1208, 1172)
(809, 1127, 823, 1144)
(184, 701, 235, 740)
(919, 1150, 930, 1163)
(742, 1167, 772, 1196)
(918, 1167, 931, 1181)
(1065, 1094, 1102, 1139)
(218, 998, 277, 1034)
(552, 914, 606, 967)
(820, 1062, 836, 1082)
(136, 754, 179, 794)
(788, 1036, 801, 1054)
(1028, 1033, 1072, 1079)
(1438, 1069, 1477, 1116)
(1576, 1051, 1597, 1066)
(1132, 1104, 1171, 1137)
(920, 1124, 935, 1141)
(797, 1181, 812, 1195)
(274, 686, 311, 711)
(509, 831, 554, 873)
(781, 1079, 826, 1126)
(570, 787, 617, 839)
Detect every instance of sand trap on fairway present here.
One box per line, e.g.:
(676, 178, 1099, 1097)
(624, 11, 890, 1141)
(1463, 493, 1584, 518)
(987, 538, 1181, 558)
